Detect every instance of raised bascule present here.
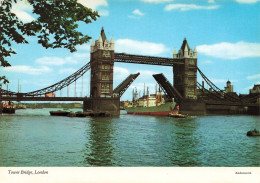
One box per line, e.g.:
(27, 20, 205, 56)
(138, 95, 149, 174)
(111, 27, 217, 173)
(0, 28, 259, 115)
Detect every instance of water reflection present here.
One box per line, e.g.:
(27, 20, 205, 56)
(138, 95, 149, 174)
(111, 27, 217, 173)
(169, 117, 201, 166)
(83, 117, 116, 166)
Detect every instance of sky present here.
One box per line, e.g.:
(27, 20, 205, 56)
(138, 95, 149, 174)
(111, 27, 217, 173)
(1, 0, 260, 101)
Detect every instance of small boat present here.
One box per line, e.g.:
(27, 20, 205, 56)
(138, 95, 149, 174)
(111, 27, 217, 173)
(168, 105, 187, 118)
(168, 112, 187, 118)
(2, 101, 15, 114)
(50, 110, 70, 116)
(247, 129, 260, 137)
(2, 107, 15, 114)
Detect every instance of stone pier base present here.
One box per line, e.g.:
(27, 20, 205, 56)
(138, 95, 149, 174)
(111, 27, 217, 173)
(83, 97, 120, 116)
(180, 100, 206, 116)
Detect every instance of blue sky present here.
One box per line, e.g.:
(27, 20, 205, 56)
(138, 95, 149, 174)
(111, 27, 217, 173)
(1, 0, 260, 100)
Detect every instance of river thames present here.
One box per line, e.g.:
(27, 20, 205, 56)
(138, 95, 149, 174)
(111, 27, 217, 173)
(0, 109, 259, 167)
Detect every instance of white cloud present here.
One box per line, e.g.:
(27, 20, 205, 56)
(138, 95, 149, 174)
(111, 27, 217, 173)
(246, 74, 260, 80)
(197, 41, 260, 60)
(3, 65, 52, 75)
(202, 60, 213, 64)
(59, 68, 77, 74)
(208, 0, 215, 3)
(98, 9, 109, 16)
(73, 53, 90, 60)
(36, 57, 78, 66)
(77, 0, 108, 9)
(141, 0, 174, 3)
(235, 0, 260, 4)
(115, 39, 170, 56)
(11, 0, 35, 22)
(165, 4, 220, 11)
(114, 67, 130, 80)
(12, 10, 35, 22)
(133, 9, 144, 16)
(76, 44, 90, 51)
(136, 70, 157, 79)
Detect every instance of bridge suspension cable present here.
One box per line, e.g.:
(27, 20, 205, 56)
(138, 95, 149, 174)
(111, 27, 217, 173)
(197, 67, 241, 102)
(24, 62, 91, 96)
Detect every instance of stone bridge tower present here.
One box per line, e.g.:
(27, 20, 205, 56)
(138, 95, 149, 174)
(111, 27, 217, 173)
(90, 27, 114, 98)
(173, 38, 197, 100)
(83, 27, 120, 115)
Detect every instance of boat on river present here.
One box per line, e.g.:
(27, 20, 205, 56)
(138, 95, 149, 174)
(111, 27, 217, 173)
(168, 112, 187, 118)
(50, 110, 70, 116)
(168, 105, 188, 118)
(125, 86, 176, 116)
(2, 101, 15, 114)
(247, 129, 260, 137)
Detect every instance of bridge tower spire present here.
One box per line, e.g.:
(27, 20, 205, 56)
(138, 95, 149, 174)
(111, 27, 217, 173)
(173, 38, 198, 100)
(84, 27, 120, 115)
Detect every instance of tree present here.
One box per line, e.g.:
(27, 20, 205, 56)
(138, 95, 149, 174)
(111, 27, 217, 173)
(0, 0, 99, 84)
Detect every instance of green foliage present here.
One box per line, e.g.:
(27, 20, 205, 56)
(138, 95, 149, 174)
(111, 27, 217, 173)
(0, 0, 99, 83)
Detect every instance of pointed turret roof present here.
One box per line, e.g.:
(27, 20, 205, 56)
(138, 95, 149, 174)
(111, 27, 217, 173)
(110, 36, 114, 43)
(101, 27, 107, 45)
(180, 38, 190, 52)
(98, 35, 103, 42)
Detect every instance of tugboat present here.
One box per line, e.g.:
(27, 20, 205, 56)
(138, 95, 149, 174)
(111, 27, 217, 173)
(168, 105, 188, 118)
(2, 101, 15, 114)
(247, 129, 260, 137)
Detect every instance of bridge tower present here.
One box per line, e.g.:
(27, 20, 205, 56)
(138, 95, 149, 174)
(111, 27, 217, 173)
(84, 27, 120, 115)
(90, 27, 114, 98)
(173, 38, 197, 100)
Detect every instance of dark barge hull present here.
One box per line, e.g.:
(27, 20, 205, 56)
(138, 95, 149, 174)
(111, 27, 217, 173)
(50, 111, 70, 116)
(2, 108, 15, 114)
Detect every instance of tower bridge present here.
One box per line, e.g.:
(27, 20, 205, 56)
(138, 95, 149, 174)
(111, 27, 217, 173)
(1, 28, 259, 115)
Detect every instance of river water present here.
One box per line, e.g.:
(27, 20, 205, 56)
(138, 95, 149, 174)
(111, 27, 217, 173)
(0, 108, 259, 167)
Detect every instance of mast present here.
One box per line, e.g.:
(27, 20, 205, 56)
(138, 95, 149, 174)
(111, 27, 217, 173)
(143, 83, 145, 97)
(132, 88, 134, 103)
(155, 84, 158, 106)
(147, 86, 149, 107)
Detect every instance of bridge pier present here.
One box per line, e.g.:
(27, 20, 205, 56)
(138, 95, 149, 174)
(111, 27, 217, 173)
(179, 100, 206, 116)
(83, 98, 120, 116)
